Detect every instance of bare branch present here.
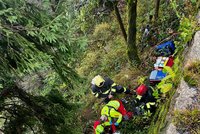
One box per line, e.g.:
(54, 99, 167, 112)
(0, 128, 4, 133)
(25, 123, 36, 134)
(155, 33, 180, 46)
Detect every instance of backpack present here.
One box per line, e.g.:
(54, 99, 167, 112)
(154, 41, 175, 57)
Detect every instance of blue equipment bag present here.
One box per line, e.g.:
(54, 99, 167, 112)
(155, 41, 175, 56)
(149, 70, 167, 84)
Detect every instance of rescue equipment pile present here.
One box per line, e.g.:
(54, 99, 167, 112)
(150, 40, 175, 85)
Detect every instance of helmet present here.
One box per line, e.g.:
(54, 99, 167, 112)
(96, 124, 104, 133)
(101, 106, 109, 116)
(136, 84, 148, 96)
(91, 75, 105, 87)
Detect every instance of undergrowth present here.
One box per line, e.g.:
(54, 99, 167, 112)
(173, 109, 200, 134)
(184, 61, 200, 87)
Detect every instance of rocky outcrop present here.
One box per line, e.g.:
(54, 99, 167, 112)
(166, 123, 180, 134)
(186, 31, 200, 62)
(174, 79, 199, 111)
(164, 20, 200, 134)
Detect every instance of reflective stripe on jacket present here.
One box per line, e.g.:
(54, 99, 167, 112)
(101, 100, 122, 124)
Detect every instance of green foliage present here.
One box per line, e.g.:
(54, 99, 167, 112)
(156, 66, 175, 94)
(170, 0, 181, 18)
(137, 76, 147, 85)
(76, 1, 99, 33)
(190, 0, 197, 4)
(101, 43, 128, 74)
(170, 0, 198, 18)
(0, 0, 87, 87)
(77, 35, 129, 77)
(0, 0, 87, 133)
(113, 67, 141, 86)
(152, 88, 160, 100)
(93, 22, 112, 41)
(184, 75, 198, 87)
(120, 116, 150, 134)
(77, 52, 101, 76)
(38, 71, 65, 96)
(178, 17, 197, 44)
(148, 91, 175, 134)
(173, 109, 200, 134)
(46, 89, 68, 107)
(158, 83, 173, 94)
(171, 57, 183, 87)
(0, 86, 83, 134)
(184, 61, 200, 87)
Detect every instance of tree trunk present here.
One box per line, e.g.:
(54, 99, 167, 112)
(154, 0, 160, 21)
(114, 4, 127, 41)
(127, 0, 140, 66)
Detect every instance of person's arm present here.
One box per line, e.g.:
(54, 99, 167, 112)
(95, 128, 100, 134)
(103, 97, 111, 104)
(110, 109, 123, 124)
(95, 124, 103, 134)
(112, 84, 131, 94)
(92, 85, 101, 98)
(104, 77, 117, 96)
(106, 77, 131, 94)
(102, 121, 111, 127)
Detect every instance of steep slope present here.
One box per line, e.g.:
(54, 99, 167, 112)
(164, 15, 200, 134)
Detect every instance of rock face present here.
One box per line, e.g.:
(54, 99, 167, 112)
(164, 22, 200, 134)
(166, 123, 180, 134)
(174, 79, 199, 111)
(187, 31, 200, 62)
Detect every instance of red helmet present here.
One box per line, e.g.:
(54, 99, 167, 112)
(136, 84, 148, 96)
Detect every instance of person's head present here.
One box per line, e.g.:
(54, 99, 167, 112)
(136, 84, 148, 96)
(91, 75, 105, 87)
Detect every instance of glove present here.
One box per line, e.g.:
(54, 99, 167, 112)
(108, 94, 113, 99)
(114, 122, 119, 126)
(109, 121, 113, 125)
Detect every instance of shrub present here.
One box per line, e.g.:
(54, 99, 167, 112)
(93, 22, 112, 41)
(120, 116, 150, 134)
(76, 51, 101, 76)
